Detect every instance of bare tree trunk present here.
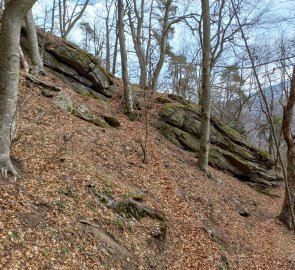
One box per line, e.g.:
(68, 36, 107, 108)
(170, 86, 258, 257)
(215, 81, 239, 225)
(104, 0, 115, 72)
(50, 0, 56, 33)
(197, 0, 211, 175)
(112, 30, 119, 75)
(111, 2, 119, 75)
(145, 0, 153, 88)
(118, 0, 135, 119)
(151, 0, 171, 91)
(0, 0, 37, 177)
(279, 66, 295, 230)
(105, 17, 110, 72)
(25, 9, 45, 75)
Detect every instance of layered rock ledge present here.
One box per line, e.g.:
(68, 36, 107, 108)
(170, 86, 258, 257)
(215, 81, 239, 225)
(158, 94, 281, 189)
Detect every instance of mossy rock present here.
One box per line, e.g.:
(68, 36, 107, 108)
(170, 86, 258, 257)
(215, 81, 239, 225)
(53, 93, 74, 112)
(35, 30, 111, 96)
(54, 93, 111, 128)
(156, 95, 172, 104)
(158, 95, 278, 189)
(160, 103, 186, 128)
(160, 123, 183, 148)
(71, 105, 110, 128)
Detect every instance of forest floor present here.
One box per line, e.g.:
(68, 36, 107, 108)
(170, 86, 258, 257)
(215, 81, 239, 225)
(0, 71, 294, 270)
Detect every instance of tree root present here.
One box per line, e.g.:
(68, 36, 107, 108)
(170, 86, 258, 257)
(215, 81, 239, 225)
(0, 158, 21, 179)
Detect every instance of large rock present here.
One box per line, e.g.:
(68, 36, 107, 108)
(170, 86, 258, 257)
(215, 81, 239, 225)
(20, 28, 113, 98)
(158, 94, 281, 188)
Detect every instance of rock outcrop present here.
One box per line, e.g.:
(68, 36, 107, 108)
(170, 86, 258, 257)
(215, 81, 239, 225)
(158, 94, 281, 189)
(20, 28, 113, 98)
(53, 93, 120, 128)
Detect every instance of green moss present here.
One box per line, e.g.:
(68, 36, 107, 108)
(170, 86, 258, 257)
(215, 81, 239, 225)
(177, 131, 199, 152)
(156, 96, 172, 104)
(71, 106, 110, 128)
(82, 91, 100, 99)
(161, 103, 186, 128)
(160, 123, 182, 148)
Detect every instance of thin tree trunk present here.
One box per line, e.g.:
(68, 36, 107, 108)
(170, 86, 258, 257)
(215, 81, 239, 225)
(197, 0, 211, 175)
(0, 0, 37, 177)
(50, 0, 56, 33)
(25, 9, 45, 75)
(151, 0, 171, 91)
(105, 16, 110, 72)
(112, 31, 118, 75)
(118, 0, 135, 119)
(127, 0, 147, 87)
(145, 0, 153, 88)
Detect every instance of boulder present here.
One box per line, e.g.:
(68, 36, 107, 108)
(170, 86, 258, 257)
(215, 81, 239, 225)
(158, 95, 280, 188)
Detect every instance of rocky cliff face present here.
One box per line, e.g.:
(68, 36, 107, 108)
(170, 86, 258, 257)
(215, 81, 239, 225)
(20, 28, 113, 98)
(158, 94, 281, 189)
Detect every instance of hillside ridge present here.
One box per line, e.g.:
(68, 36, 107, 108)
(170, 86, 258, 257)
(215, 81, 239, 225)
(0, 32, 293, 269)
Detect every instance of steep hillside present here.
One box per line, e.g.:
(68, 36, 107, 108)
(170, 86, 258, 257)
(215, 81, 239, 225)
(1, 33, 294, 270)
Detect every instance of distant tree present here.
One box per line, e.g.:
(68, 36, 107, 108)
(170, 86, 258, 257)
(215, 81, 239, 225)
(0, 0, 37, 177)
(166, 53, 198, 100)
(79, 21, 94, 51)
(213, 65, 245, 124)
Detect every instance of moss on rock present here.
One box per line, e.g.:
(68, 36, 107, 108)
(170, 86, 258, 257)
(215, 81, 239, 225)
(158, 96, 278, 189)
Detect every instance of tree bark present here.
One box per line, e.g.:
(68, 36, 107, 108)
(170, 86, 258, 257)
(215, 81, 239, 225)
(151, 0, 171, 91)
(0, 0, 37, 177)
(118, 0, 135, 118)
(279, 66, 295, 230)
(50, 0, 56, 33)
(197, 0, 211, 175)
(25, 9, 45, 75)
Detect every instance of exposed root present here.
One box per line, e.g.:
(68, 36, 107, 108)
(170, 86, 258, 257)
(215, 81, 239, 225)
(0, 158, 21, 180)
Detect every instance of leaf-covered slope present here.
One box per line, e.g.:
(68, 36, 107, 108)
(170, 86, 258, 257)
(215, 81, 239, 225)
(4, 30, 293, 270)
